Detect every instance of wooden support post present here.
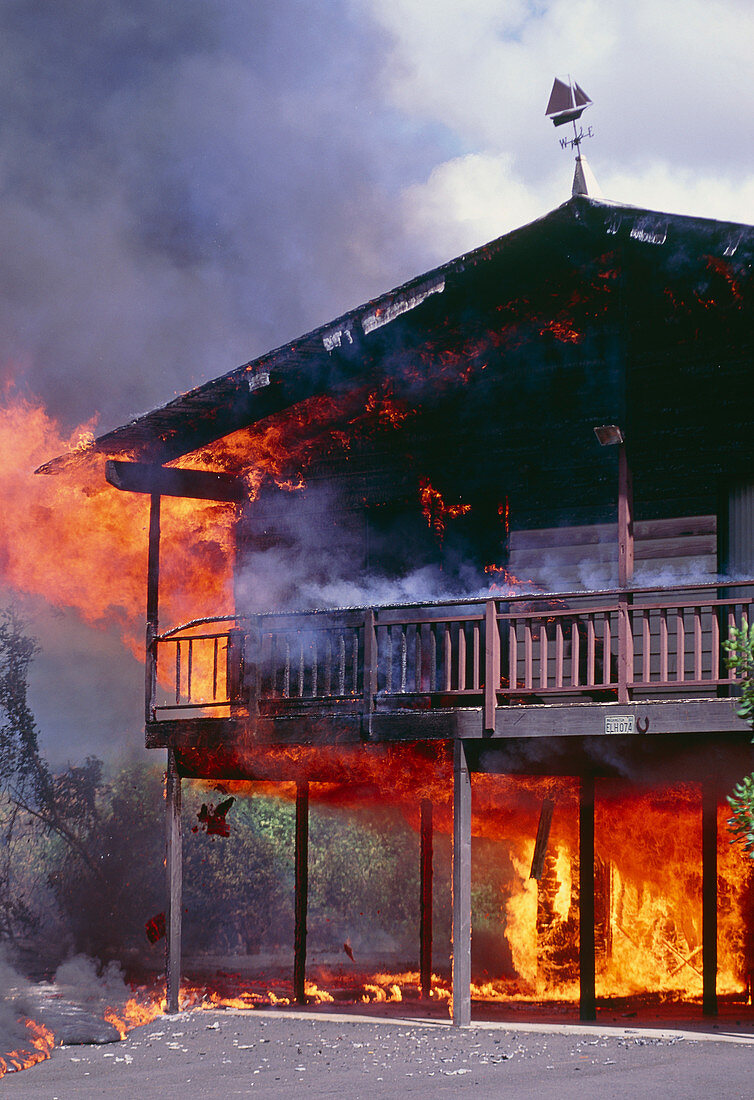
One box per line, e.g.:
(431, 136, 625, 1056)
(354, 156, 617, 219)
(363, 609, 377, 738)
(617, 442, 634, 704)
(484, 599, 499, 732)
(145, 492, 160, 723)
(579, 773, 596, 1021)
(420, 798, 434, 999)
(702, 781, 718, 1016)
(452, 740, 472, 1027)
(294, 779, 310, 1005)
(617, 443, 634, 588)
(165, 748, 182, 1014)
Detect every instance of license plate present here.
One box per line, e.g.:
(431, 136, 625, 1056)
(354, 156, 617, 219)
(605, 714, 635, 735)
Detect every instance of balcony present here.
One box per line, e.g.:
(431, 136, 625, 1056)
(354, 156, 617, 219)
(145, 580, 754, 748)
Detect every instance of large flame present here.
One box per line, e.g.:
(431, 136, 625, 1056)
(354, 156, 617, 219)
(0, 390, 235, 655)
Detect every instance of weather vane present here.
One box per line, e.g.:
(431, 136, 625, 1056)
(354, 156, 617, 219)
(545, 76, 601, 198)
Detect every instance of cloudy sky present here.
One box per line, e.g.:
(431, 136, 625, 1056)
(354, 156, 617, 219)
(0, 0, 751, 764)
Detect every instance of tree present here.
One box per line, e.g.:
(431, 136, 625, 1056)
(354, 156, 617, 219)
(723, 623, 754, 856)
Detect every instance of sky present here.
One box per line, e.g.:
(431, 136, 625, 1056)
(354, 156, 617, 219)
(0, 0, 751, 766)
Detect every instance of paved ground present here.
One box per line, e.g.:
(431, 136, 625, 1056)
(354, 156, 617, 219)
(4, 1007, 754, 1098)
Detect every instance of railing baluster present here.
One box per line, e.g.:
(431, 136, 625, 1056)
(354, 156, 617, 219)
(711, 611, 720, 682)
(324, 635, 332, 696)
(400, 628, 407, 692)
(352, 629, 359, 694)
(571, 620, 580, 687)
(187, 638, 193, 703)
(429, 625, 437, 692)
(586, 615, 595, 688)
(458, 624, 467, 691)
(311, 636, 318, 697)
(642, 610, 651, 683)
(175, 641, 181, 705)
(338, 634, 346, 695)
(385, 626, 393, 693)
(694, 607, 702, 682)
(676, 608, 685, 682)
(555, 620, 563, 688)
(660, 609, 668, 683)
(540, 622, 548, 691)
(524, 620, 533, 690)
(473, 623, 480, 690)
(415, 626, 423, 692)
(213, 636, 219, 700)
(508, 620, 517, 691)
(602, 614, 611, 686)
(443, 624, 452, 692)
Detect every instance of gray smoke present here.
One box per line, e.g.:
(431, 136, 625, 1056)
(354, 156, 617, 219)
(0, 0, 444, 434)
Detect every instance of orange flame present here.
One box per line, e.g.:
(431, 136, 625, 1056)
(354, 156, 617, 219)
(418, 478, 471, 542)
(0, 1019, 55, 1078)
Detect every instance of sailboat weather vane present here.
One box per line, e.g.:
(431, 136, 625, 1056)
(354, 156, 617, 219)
(545, 76, 601, 198)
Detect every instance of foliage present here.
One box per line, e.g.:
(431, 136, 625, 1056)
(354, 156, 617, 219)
(183, 792, 291, 955)
(724, 623, 754, 724)
(0, 609, 453, 974)
(723, 623, 754, 856)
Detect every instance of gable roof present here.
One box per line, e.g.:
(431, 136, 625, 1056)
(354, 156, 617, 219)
(38, 194, 754, 475)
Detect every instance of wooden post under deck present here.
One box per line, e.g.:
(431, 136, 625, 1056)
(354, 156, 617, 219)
(579, 773, 596, 1021)
(294, 779, 310, 1005)
(702, 781, 718, 1016)
(420, 798, 433, 998)
(452, 740, 472, 1027)
(165, 748, 183, 1014)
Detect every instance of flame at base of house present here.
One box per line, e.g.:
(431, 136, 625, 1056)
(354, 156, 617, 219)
(0, 1019, 55, 1078)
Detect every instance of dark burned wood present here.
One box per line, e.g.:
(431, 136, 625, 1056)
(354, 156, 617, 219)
(702, 781, 718, 1016)
(529, 798, 555, 881)
(147, 698, 750, 762)
(471, 730, 754, 785)
(490, 699, 750, 739)
(579, 774, 596, 1022)
(106, 460, 245, 502)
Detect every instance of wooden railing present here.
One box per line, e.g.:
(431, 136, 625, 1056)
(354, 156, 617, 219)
(147, 581, 754, 724)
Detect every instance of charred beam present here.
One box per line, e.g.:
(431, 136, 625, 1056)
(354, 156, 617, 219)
(106, 460, 245, 503)
(420, 798, 434, 998)
(165, 749, 183, 1014)
(452, 740, 472, 1027)
(702, 781, 718, 1016)
(529, 797, 555, 881)
(294, 779, 310, 1005)
(579, 773, 596, 1021)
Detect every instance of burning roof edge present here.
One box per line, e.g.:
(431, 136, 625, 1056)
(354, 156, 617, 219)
(37, 195, 754, 476)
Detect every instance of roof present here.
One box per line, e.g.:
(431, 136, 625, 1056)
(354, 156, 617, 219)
(38, 195, 754, 475)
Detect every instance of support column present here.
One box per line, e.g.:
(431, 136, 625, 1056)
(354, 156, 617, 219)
(165, 748, 182, 1014)
(294, 779, 310, 1005)
(702, 781, 718, 1016)
(452, 740, 472, 1027)
(145, 492, 161, 723)
(420, 799, 433, 998)
(579, 773, 596, 1021)
(617, 442, 634, 703)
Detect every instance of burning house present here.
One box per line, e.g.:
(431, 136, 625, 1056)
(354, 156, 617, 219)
(41, 194, 754, 1025)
